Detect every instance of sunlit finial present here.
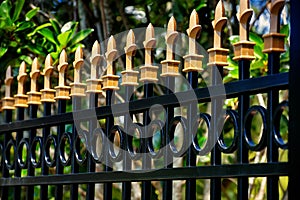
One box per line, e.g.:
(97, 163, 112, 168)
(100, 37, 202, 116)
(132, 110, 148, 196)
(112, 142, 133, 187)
(73, 46, 84, 84)
(105, 36, 117, 75)
(55, 49, 70, 100)
(125, 29, 137, 70)
(212, 0, 227, 48)
(5, 66, 13, 98)
(237, 0, 253, 41)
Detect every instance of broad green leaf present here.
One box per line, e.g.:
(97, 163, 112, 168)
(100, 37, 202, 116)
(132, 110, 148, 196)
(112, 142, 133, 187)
(228, 35, 239, 44)
(0, 47, 8, 57)
(250, 32, 264, 49)
(280, 49, 290, 63)
(28, 22, 52, 37)
(253, 45, 265, 60)
(280, 24, 289, 36)
(0, 1, 12, 27)
(61, 21, 77, 33)
(9, 41, 18, 47)
(251, 59, 266, 70)
(68, 29, 94, 48)
(57, 30, 73, 48)
(25, 43, 46, 56)
(25, 7, 39, 21)
(50, 51, 60, 61)
(15, 21, 35, 32)
(195, 0, 207, 11)
(19, 55, 32, 65)
(38, 28, 59, 46)
(50, 18, 61, 34)
(12, 0, 25, 22)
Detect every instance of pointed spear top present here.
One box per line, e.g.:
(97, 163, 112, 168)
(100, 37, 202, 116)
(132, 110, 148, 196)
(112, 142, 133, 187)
(215, 0, 225, 20)
(75, 46, 83, 62)
(145, 23, 155, 41)
(167, 16, 177, 33)
(107, 35, 116, 54)
(5, 66, 13, 85)
(92, 40, 100, 56)
(31, 57, 40, 73)
(125, 29, 137, 55)
(126, 29, 135, 47)
(45, 54, 53, 71)
(187, 9, 201, 38)
(59, 49, 68, 66)
(18, 61, 27, 79)
(239, 0, 250, 13)
(269, 0, 285, 33)
(144, 23, 156, 49)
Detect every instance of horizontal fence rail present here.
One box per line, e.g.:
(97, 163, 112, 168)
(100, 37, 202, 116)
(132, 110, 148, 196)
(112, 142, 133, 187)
(0, 0, 295, 199)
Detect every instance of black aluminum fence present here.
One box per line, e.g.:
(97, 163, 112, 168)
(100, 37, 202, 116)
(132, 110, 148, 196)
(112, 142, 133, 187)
(0, 0, 299, 199)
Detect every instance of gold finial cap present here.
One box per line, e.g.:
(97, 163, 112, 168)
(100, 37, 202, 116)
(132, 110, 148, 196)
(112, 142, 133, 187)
(27, 57, 41, 105)
(207, 0, 229, 67)
(233, 0, 255, 60)
(262, 0, 286, 53)
(41, 54, 56, 103)
(14, 61, 28, 107)
(55, 49, 71, 100)
(122, 30, 139, 86)
(161, 16, 180, 77)
(87, 40, 103, 93)
(70, 46, 86, 97)
(183, 10, 203, 72)
(140, 23, 159, 82)
(102, 36, 120, 90)
(2, 66, 15, 110)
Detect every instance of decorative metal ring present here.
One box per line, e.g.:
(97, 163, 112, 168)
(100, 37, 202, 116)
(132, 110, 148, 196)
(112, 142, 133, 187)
(217, 109, 239, 153)
(127, 123, 143, 160)
(109, 125, 125, 162)
(192, 113, 211, 156)
(4, 139, 15, 170)
(59, 132, 72, 166)
(17, 138, 29, 169)
(273, 101, 288, 149)
(44, 134, 56, 167)
(147, 120, 164, 159)
(91, 128, 105, 163)
(30, 136, 42, 168)
(168, 116, 188, 157)
(74, 130, 88, 165)
(244, 105, 268, 151)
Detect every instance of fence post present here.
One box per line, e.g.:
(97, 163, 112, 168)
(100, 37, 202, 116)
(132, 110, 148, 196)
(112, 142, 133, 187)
(160, 16, 180, 200)
(262, 0, 286, 199)
(289, 0, 300, 199)
(70, 46, 86, 199)
(40, 54, 56, 199)
(121, 29, 139, 200)
(183, 9, 203, 200)
(207, 1, 229, 199)
(102, 35, 120, 200)
(1, 66, 15, 199)
(26, 58, 42, 200)
(86, 40, 103, 200)
(233, 0, 255, 199)
(54, 49, 71, 200)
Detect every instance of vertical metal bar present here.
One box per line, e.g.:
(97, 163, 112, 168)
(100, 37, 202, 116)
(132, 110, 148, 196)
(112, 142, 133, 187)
(70, 96, 81, 199)
(289, 0, 300, 198)
(104, 89, 113, 200)
(210, 66, 223, 200)
(55, 99, 66, 200)
(141, 82, 153, 200)
(122, 85, 134, 200)
(163, 76, 174, 200)
(1, 109, 12, 199)
(87, 92, 98, 200)
(40, 102, 51, 199)
(266, 52, 280, 199)
(14, 107, 24, 200)
(185, 71, 198, 200)
(26, 104, 38, 200)
(237, 60, 250, 200)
